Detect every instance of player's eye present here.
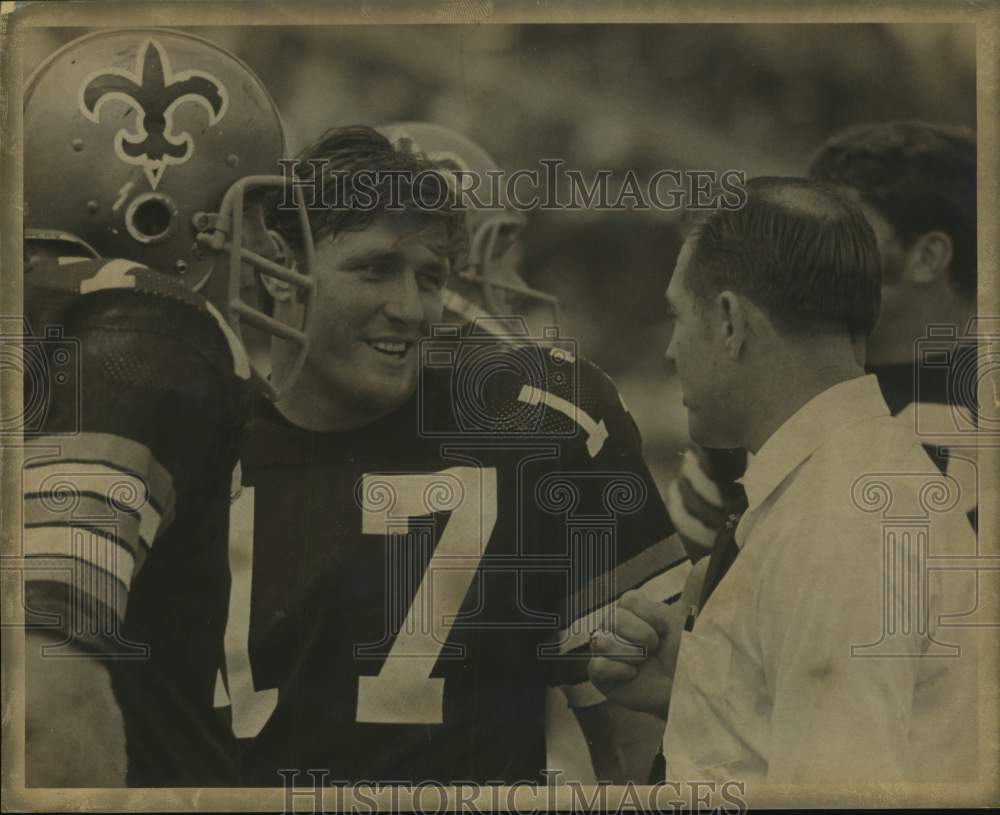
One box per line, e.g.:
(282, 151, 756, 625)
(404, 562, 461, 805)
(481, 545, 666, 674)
(417, 265, 446, 291)
(351, 260, 391, 279)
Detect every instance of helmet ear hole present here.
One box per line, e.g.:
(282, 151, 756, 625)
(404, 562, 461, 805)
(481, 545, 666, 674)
(125, 193, 178, 244)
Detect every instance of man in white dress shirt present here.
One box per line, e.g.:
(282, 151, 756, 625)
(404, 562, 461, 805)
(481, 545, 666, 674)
(589, 177, 979, 792)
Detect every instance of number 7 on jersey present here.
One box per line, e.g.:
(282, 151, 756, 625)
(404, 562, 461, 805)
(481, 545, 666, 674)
(356, 466, 497, 725)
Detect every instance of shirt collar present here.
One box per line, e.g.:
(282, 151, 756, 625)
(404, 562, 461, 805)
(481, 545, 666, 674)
(737, 374, 890, 513)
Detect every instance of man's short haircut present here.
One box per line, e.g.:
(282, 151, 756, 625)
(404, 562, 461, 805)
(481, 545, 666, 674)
(269, 124, 468, 266)
(685, 177, 882, 338)
(808, 121, 976, 301)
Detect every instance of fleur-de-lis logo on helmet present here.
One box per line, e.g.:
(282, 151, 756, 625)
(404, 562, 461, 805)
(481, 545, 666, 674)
(79, 38, 229, 189)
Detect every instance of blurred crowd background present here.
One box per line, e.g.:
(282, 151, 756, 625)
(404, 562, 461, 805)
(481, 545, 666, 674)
(24, 23, 976, 491)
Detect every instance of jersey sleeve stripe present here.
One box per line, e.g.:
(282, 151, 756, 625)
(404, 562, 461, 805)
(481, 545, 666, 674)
(25, 574, 129, 635)
(544, 640, 604, 707)
(517, 385, 609, 458)
(675, 473, 728, 533)
(634, 559, 691, 604)
(24, 521, 149, 584)
(24, 527, 136, 592)
(560, 680, 606, 709)
(566, 535, 688, 621)
(26, 433, 176, 524)
(23, 467, 165, 554)
(551, 541, 691, 656)
(24, 492, 155, 554)
(680, 448, 726, 507)
(23, 462, 168, 519)
(548, 566, 690, 658)
(550, 600, 613, 656)
(666, 479, 719, 548)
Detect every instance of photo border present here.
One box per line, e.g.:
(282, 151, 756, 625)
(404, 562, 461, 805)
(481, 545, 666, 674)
(2, 0, 997, 810)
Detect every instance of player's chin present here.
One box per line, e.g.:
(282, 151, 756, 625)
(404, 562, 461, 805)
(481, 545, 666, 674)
(358, 369, 418, 414)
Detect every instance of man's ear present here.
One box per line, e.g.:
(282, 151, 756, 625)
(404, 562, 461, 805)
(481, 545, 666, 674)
(905, 230, 953, 286)
(717, 290, 748, 359)
(260, 269, 295, 304)
(242, 201, 299, 305)
(242, 199, 277, 259)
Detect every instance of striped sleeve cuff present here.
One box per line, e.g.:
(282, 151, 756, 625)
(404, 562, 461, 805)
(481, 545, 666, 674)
(22, 433, 175, 639)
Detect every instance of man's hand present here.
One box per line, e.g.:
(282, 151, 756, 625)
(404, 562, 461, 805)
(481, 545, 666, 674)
(587, 591, 682, 719)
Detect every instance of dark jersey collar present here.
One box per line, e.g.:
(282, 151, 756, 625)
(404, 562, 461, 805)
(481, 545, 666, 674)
(868, 342, 978, 416)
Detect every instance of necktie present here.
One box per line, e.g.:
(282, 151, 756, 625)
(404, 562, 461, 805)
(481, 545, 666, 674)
(651, 499, 748, 784)
(697, 497, 748, 613)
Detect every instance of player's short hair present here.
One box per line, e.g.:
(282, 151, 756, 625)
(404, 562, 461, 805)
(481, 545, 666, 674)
(685, 177, 882, 338)
(808, 121, 976, 301)
(262, 125, 467, 311)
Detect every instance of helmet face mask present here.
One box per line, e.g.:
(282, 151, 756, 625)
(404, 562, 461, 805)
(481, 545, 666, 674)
(186, 174, 316, 400)
(24, 28, 316, 399)
(380, 122, 559, 336)
(454, 216, 558, 335)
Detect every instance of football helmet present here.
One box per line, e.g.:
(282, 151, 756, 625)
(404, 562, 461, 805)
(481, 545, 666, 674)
(24, 28, 316, 400)
(379, 122, 559, 334)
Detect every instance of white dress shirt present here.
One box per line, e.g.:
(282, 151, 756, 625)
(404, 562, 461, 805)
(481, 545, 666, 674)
(663, 375, 979, 787)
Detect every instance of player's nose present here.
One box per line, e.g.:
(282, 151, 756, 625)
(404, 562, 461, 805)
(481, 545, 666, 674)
(664, 331, 677, 364)
(382, 269, 425, 325)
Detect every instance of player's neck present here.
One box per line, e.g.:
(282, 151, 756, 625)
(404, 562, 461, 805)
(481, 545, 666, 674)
(272, 370, 374, 433)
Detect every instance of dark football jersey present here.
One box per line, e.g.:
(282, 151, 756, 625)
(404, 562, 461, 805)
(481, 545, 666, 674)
(21, 258, 252, 786)
(217, 339, 685, 785)
(870, 345, 979, 530)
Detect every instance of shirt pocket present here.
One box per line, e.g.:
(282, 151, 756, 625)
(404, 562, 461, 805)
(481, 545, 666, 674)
(673, 629, 743, 772)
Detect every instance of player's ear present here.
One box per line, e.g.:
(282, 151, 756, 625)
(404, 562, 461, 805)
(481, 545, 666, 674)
(259, 270, 295, 304)
(236, 201, 287, 304)
(905, 230, 953, 286)
(241, 198, 281, 261)
(252, 215, 298, 305)
(717, 290, 747, 359)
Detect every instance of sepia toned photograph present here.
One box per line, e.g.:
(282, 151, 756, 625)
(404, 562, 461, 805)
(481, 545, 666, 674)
(1, 1, 997, 811)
